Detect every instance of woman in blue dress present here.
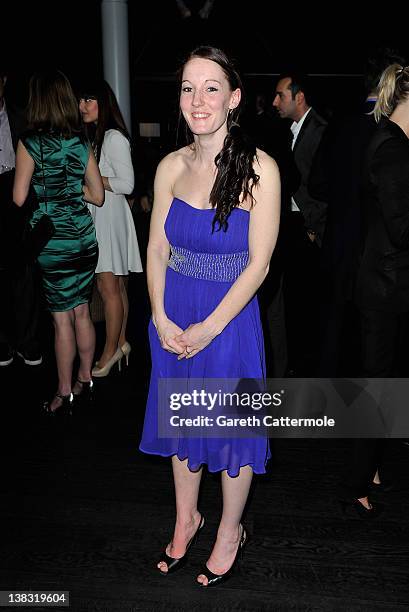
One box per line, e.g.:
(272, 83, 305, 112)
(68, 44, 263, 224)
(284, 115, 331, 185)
(139, 47, 280, 586)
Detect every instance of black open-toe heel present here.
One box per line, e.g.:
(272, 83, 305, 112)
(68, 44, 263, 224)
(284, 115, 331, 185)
(158, 514, 205, 575)
(72, 379, 94, 403)
(43, 392, 74, 416)
(197, 525, 247, 587)
(338, 497, 381, 519)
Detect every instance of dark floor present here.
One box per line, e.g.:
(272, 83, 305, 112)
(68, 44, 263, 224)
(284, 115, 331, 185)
(1, 276, 409, 612)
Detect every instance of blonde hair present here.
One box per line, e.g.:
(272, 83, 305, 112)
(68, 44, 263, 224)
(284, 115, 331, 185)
(374, 63, 409, 122)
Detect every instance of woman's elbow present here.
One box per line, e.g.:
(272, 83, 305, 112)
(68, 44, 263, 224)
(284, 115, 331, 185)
(109, 176, 134, 195)
(12, 189, 26, 207)
(123, 179, 134, 196)
(248, 260, 270, 282)
(148, 241, 170, 262)
(95, 190, 105, 206)
(260, 262, 270, 282)
(88, 188, 105, 207)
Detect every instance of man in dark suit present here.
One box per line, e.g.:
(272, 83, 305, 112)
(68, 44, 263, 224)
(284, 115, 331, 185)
(0, 70, 42, 367)
(273, 73, 328, 245)
(273, 73, 327, 375)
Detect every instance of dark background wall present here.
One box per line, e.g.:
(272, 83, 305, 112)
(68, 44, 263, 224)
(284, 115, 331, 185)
(3, 1, 409, 143)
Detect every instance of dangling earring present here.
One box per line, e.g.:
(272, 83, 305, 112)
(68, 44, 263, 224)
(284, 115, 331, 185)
(227, 108, 238, 130)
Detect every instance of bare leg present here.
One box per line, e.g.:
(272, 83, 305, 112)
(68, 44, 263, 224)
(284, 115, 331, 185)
(357, 496, 372, 510)
(373, 469, 381, 485)
(356, 468, 380, 510)
(72, 302, 95, 391)
(197, 465, 253, 586)
(118, 276, 129, 347)
(96, 272, 123, 367)
(50, 309, 76, 411)
(158, 456, 203, 573)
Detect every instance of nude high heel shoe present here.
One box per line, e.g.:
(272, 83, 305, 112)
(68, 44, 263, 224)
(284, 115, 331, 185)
(92, 348, 123, 377)
(95, 342, 131, 368)
(119, 341, 131, 366)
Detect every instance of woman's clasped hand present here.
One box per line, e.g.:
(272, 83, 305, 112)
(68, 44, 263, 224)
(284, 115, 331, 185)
(154, 317, 217, 358)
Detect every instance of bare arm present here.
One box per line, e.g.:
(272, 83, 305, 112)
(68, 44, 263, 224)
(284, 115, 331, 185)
(177, 152, 281, 358)
(13, 141, 34, 206)
(147, 153, 185, 353)
(83, 148, 104, 206)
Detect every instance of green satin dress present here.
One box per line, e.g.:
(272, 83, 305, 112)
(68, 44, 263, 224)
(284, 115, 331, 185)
(22, 131, 98, 312)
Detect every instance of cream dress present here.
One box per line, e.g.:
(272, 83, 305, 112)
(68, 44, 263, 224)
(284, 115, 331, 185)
(89, 129, 143, 274)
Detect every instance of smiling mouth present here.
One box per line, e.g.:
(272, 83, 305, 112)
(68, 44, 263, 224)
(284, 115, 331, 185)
(191, 113, 210, 119)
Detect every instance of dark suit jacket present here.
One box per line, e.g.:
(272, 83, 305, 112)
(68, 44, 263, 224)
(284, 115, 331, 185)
(309, 104, 377, 301)
(355, 118, 409, 312)
(292, 108, 328, 246)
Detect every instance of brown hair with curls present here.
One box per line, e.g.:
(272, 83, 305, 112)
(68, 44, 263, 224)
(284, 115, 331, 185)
(178, 46, 259, 231)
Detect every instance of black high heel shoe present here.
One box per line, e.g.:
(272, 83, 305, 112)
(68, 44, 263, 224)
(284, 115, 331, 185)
(43, 392, 74, 415)
(72, 379, 94, 403)
(197, 525, 247, 587)
(158, 514, 205, 575)
(338, 497, 381, 519)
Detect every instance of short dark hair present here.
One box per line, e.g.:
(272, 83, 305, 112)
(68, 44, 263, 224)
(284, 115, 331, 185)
(278, 72, 311, 105)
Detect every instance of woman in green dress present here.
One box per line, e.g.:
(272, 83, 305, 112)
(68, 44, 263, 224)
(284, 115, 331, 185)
(13, 70, 104, 413)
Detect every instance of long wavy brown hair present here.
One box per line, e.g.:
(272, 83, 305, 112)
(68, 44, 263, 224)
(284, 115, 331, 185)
(178, 46, 259, 231)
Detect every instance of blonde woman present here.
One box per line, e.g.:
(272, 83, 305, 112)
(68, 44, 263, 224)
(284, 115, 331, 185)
(350, 64, 409, 515)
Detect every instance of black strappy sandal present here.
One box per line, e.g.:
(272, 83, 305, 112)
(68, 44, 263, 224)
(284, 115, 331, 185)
(43, 392, 74, 415)
(197, 525, 247, 587)
(158, 514, 205, 575)
(72, 379, 94, 401)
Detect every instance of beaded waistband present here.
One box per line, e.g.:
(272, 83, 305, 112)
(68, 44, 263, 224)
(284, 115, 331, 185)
(168, 245, 248, 282)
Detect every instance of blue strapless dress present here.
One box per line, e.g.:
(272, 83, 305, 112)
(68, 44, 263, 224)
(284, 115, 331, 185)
(139, 197, 271, 476)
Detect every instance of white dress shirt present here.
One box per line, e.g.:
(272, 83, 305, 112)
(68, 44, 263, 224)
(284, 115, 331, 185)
(0, 102, 16, 173)
(290, 107, 312, 212)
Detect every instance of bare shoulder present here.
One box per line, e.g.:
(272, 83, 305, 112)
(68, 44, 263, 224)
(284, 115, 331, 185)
(253, 148, 279, 178)
(248, 148, 280, 211)
(156, 146, 192, 178)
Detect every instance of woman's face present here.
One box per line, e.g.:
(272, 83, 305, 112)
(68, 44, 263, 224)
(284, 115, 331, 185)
(180, 57, 240, 137)
(79, 97, 99, 124)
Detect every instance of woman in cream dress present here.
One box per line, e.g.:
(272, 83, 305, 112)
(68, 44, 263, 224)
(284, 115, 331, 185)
(79, 80, 142, 376)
